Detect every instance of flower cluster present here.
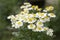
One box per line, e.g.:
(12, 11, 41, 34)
(7, 2, 56, 36)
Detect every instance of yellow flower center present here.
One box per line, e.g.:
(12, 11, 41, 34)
(17, 21, 21, 24)
(50, 13, 55, 16)
(37, 27, 42, 30)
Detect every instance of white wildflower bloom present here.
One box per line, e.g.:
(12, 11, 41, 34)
(27, 17, 36, 23)
(23, 7, 32, 11)
(20, 11, 26, 14)
(20, 5, 26, 9)
(14, 21, 23, 28)
(36, 20, 44, 26)
(26, 4, 32, 7)
(21, 3, 31, 9)
(12, 24, 15, 27)
(27, 24, 36, 29)
(37, 8, 42, 11)
(34, 13, 39, 18)
(46, 29, 53, 36)
(15, 14, 24, 21)
(48, 13, 56, 18)
(43, 27, 49, 31)
(28, 8, 33, 10)
(23, 17, 28, 22)
(43, 10, 47, 12)
(8, 15, 17, 23)
(7, 16, 11, 19)
(40, 18, 46, 23)
(28, 14, 34, 18)
(23, 8, 29, 11)
(36, 12, 47, 18)
(33, 26, 44, 32)
(24, 2, 31, 5)
(7, 15, 15, 19)
(44, 16, 50, 22)
(45, 6, 54, 11)
(34, 6, 38, 10)
(20, 11, 29, 15)
(40, 16, 50, 22)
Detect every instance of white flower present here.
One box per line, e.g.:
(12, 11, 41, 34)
(43, 10, 47, 12)
(45, 6, 54, 11)
(8, 15, 17, 23)
(15, 14, 24, 21)
(12, 24, 15, 27)
(26, 4, 32, 8)
(37, 8, 42, 11)
(28, 14, 34, 18)
(43, 27, 49, 31)
(24, 2, 31, 5)
(7, 15, 15, 19)
(27, 17, 36, 23)
(40, 16, 50, 22)
(33, 6, 38, 10)
(33, 26, 44, 32)
(36, 12, 47, 18)
(14, 21, 23, 28)
(23, 17, 28, 22)
(36, 20, 44, 26)
(27, 24, 36, 29)
(20, 5, 26, 9)
(48, 13, 56, 18)
(28, 8, 33, 10)
(33, 14, 38, 18)
(7, 16, 11, 19)
(40, 18, 46, 23)
(46, 29, 53, 36)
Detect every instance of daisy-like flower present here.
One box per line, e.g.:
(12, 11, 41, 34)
(32, 5, 38, 10)
(15, 14, 24, 21)
(28, 14, 35, 18)
(22, 17, 28, 22)
(36, 12, 47, 18)
(8, 15, 17, 24)
(7, 15, 15, 19)
(33, 14, 38, 18)
(45, 6, 54, 11)
(40, 16, 50, 22)
(33, 26, 44, 32)
(14, 21, 23, 28)
(24, 2, 31, 5)
(34, 6, 38, 10)
(37, 8, 42, 11)
(20, 3, 31, 9)
(36, 20, 44, 26)
(26, 4, 32, 8)
(31, 5, 35, 8)
(43, 10, 47, 12)
(28, 8, 33, 10)
(20, 5, 26, 9)
(20, 11, 29, 15)
(27, 17, 36, 23)
(48, 13, 56, 18)
(40, 18, 46, 23)
(23, 9, 29, 13)
(44, 16, 50, 21)
(43, 27, 49, 31)
(27, 24, 36, 29)
(46, 29, 53, 36)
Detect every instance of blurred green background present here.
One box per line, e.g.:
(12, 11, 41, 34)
(0, 0, 60, 40)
